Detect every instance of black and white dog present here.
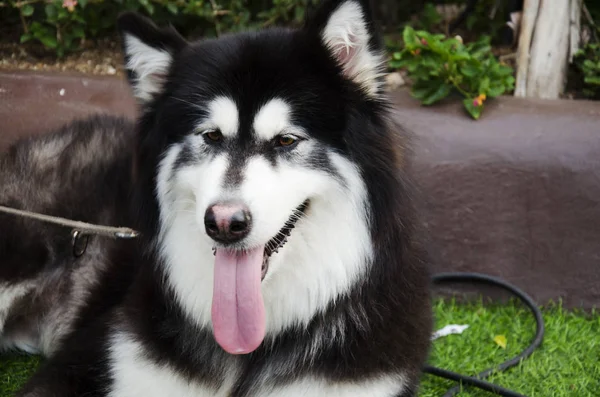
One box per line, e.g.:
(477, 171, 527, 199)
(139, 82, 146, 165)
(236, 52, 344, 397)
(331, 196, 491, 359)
(0, 1, 433, 395)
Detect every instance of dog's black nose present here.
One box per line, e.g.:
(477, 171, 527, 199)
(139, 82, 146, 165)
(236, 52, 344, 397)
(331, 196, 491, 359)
(204, 202, 252, 244)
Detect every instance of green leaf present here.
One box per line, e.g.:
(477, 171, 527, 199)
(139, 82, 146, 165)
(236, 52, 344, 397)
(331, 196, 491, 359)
(57, 7, 69, 19)
(78, 0, 88, 8)
(45, 4, 57, 19)
(39, 35, 58, 49)
(421, 83, 452, 105)
(470, 46, 492, 60)
(294, 5, 305, 22)
(449, 49, 471, 62)
(499, 62, 514, 73)
(31, 22, 53, 38)
(584, 76, 600, 85)
(72, 25, 85, 38)
(467, 36, 492, 58)
(73, 14, 86, 23)
(20, 33, 33, 43)
(145, 2, 155, 15)
(487, 84, 506, 98)
(425, 37, 447, 55)
(420, 55, 441, 71)
(390, 54, 416, 71)
(21, 4, 34, 16)
(406, 61, 420, 73)
(167, 3, 179, 14)
(138, 0, 154, 14)
(505, 75, 516, 88)
(388, 60, 404, 70)
(402, 26, 419, 48)
(460, 61, 480, 77)
(463, 98, 483, 120)
(29, 21, 42, 31)
(478, 76, 490, 94)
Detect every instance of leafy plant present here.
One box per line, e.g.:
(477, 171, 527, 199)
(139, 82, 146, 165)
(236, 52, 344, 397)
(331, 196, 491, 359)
(389, 26, 515, 120)
(4, 0, 318, 57)
(573, 43, 600, 99)
(18, 0, 87, 58)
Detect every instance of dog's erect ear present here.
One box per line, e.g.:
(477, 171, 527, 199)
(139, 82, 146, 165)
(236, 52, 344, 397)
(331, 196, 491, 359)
(305, 0, 384, 97)
(117, 12, 188, 104)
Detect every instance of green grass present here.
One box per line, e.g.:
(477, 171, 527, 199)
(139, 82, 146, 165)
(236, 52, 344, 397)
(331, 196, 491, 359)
(0, 354, 39, 396)
(0, 299, 598, 396)
(420, 298, 600, 397)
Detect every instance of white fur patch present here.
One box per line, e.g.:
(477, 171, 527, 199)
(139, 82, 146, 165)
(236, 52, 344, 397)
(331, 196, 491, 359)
(195, 96, 240, 138)
(0, 283, 34, 332)
(123, 34, 173, 103)
(156, 146, 229, 328)
(107, 331, 405, 397)
(253, 98, 303, 141)
(107, 331, 238, 397)
(258, 152, 373, 335)
(321, 1, 384, 96)
(261, 374, 407, 397)
(0, 282, 38, 354)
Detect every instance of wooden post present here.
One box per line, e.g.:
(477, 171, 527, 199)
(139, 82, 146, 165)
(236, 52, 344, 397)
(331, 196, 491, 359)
(570, 0, 583, 62)
(514, 0, 540, 97)
(515, 0, 583, 99)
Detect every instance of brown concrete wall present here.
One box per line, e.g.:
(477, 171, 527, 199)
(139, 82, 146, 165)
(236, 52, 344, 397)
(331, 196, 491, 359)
(0, 70, 136, 149)
(390, 91, 600, 309)
(1, 71, 599, 309)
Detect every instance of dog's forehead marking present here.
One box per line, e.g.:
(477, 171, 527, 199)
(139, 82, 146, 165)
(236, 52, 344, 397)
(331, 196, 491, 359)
(205, 96, 239, 138)
(253, 98, 293, 141)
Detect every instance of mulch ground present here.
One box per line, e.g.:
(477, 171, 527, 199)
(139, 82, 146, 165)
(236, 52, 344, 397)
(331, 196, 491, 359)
(0, 36, 125, 77)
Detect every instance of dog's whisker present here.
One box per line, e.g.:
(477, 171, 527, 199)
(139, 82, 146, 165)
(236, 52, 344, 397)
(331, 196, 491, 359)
(170, 97, 204, 113)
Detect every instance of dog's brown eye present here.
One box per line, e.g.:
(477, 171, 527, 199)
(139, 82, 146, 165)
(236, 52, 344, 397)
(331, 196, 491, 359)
(278, 135, 296, 147)
(204, 130, 223, 142)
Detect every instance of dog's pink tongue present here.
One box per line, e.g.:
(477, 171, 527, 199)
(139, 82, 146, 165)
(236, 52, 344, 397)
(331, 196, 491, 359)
(211, 246, 266, 355)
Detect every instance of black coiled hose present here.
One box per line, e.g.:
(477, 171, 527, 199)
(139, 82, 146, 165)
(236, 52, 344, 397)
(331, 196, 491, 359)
(425, 272, 545, 397)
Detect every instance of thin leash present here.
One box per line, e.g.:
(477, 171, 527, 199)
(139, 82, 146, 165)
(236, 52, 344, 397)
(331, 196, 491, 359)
(0, 204, 140, 257)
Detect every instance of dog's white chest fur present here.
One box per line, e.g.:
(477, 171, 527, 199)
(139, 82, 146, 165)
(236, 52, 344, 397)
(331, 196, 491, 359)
(107, 331, 237, 397)
(107, 331, 407, 397)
